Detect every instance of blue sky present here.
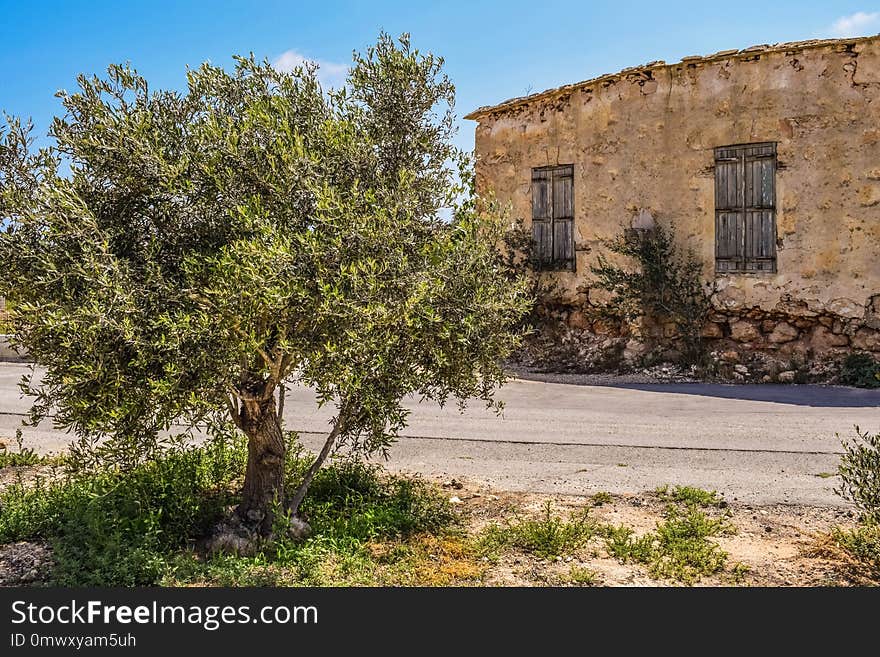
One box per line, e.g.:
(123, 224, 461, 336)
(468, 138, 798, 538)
(1, 1, 878, 153)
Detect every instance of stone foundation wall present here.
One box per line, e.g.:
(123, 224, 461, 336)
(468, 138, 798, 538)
(516, 292, 880, 382)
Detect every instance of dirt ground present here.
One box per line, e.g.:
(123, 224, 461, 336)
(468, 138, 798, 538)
(431, 475, 871, 587)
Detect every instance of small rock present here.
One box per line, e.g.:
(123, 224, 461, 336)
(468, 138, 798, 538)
(487, 494, 499, 501)
(720, 350, 740, 363)
(734, 364, 749, 375)
(767, 322, 798, 343)
(0, 542, 54, 586)
(777, 370, 796, 383)
(700, 322, 724, 339)
(810, 325, 849, 351)
(730, 320, 760, 343)
(568, 310, 590, 330)
(287, 516, 312, 541)
(448, 496, 463, 504)
(852, 328, 880, 351)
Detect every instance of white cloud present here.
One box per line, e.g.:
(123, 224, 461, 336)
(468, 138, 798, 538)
(829, 11, 880, 37)
(271, 49, 348, 88)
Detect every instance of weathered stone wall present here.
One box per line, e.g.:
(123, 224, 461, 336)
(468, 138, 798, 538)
(469, 36, 880, 370)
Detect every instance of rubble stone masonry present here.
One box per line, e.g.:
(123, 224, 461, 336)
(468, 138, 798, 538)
(468, 36, 880, 377)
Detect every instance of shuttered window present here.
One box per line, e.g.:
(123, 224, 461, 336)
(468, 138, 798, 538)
(531, 165, 575, 271)
(714, 142, 777, 273)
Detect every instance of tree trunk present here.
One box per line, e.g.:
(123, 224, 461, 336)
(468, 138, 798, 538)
(237, 396, 285, 536)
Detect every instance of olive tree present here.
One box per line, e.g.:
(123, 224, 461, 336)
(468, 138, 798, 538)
(0, 34, 530, 536)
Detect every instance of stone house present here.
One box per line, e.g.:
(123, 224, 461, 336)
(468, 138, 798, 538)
(466, 35, 880, 375)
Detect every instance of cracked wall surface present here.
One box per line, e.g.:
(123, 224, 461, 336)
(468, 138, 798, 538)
(469, 36, 880, 362)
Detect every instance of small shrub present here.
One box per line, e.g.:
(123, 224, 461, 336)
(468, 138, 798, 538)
(0, 429, 42, 468)
(657, 485, 724, 508)
(567, 565, 600, 586)
(836, 426, 880, 525)
(604, 498, 732, 584)
(589, 491, 613, 507)
(590, 222, 714, 366)
(832, 523, 880, 579)
(479, 502, 598, 559)
(728, 562, 750, 584)
(604, 525, 654, 562)
(840, 353, 880, 389)
(648, 505, 731, 584)
(833, 426, 880, 581)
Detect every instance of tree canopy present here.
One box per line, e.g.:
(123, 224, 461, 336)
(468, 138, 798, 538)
(0, 34, 530, 536)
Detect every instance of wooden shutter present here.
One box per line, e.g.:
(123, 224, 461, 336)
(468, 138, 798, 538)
(714, 143, 776, 273)
(552, 166, 574, 270)
(531, 169, 553, 267)
(743, 149, 776, 272)
(714, 156, 743, 272)
(531, 165, 575, 271)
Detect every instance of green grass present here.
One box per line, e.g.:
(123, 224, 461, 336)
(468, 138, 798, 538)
(0, 440, 242, 585)
(478, 501, 600, 560)
(0, 432, 459, 586)
(1, 452, 758, 587)
(475, 486, 737, 584)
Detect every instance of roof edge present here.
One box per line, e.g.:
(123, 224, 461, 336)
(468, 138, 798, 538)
(464, 33, 880, 121)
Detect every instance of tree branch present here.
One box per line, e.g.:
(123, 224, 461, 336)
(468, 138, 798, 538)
(277, 382, 285, 425)
(224, 392, 243, 430)
(287, 402, 354, 516)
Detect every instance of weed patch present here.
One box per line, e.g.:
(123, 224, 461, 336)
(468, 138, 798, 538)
(478, 501, 599, 559)
(656, 485, 725, 508)
(605, 495, 733, 584)
(566, 565, 600, 586)
(840, 353, 880, 389)
(0, 430, 45, 469)
(832, 523, 880, 580)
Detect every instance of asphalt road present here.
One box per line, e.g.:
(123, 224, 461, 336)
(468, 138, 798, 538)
(2, 363, 879, 506)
